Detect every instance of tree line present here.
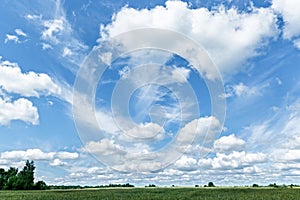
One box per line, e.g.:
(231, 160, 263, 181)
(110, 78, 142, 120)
(0, 160, 47, 190)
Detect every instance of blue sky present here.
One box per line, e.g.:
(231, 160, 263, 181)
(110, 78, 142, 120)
(0, 0, 300, 186)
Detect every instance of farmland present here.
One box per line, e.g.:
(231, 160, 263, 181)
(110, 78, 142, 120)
(0, 187, 299, 200)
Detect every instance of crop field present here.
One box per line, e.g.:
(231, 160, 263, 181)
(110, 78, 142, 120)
(0, 187, 300, 200)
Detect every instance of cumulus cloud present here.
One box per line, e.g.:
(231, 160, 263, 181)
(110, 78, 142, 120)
(56, 152, 79, 160)
(214, 134, 246, 152)
(50, 159, 67, 166)
(175, 155, 198, 171)
(100, 1, 278, 77)
(272, 0, 300, 40)
(0, 97, 39, 125)
(272, 0, 300, 49)
(199, 151, 267, 169)
(0, 149, 79, 160)
(126, 122, 164, 139)
(0, 149, 79, 168)
(177, 116, 222, 145)
(84, 139, 125, 156)
(0, 58, 61, 97)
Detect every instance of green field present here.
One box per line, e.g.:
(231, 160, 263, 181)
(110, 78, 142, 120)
(0, 187, 300, 200)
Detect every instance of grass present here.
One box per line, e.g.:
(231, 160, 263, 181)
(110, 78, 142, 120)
(0, 187, 300, 200)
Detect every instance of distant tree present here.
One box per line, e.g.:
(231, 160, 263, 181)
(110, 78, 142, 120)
(252, 184, 259, 187)
(208, 182, 215, 187)
(34, 181, 48, 190)
(195, 185, 199, 187)
(269, 183, 278, 188)
(148, 184, 156, 187)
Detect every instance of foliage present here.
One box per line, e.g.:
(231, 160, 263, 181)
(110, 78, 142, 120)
(208, 182, 215, 187)
(146, 184, 156, 187)
(0, 161, 47, 190)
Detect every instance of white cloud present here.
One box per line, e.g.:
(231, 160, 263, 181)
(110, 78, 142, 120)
(56, 152, 79, 160)
(272, 0, 300, 50)
(0, 149, 79, 166)
(101, 1, 278, 77)
(278, 149, 300, 162)
(0, 58, 61, 97)
(4, 29, 27, 44)
(41, 43, 53, 50)
(26, 14, 41, 20)
(175, 155, 198, 171)
(99, 52, 113, 66)
(0, 97, 39, 125)
(171, 67, 190, 83)
(4, 34, 19, 44)
(126, 122, 164, 139)
(42, 18, 64, 43)
(214, 134, 246, 152)
(62, 47, 73, 57)
(1, 149, 53, 160)
(177, 116, 222, 145)
(199, 151, 267, 169)
(15, 29, 27, 37)
(26, 1, 88, 70)
(222, 82, 258, 98)
(84, 139, 125, 156)
(293, 38, 300, 49)
(50, 158, 67, 166)
(118, 66, 130, 79)
(272, 0, 300, 39)
(95, 109, 120, 134)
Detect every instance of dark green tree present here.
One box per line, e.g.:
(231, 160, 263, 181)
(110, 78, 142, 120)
(0, 161, 47, 190)
(4, 167, 18, 190)
(0, 168, 5, 189)
(34, 180, 48, 190)
(208, 182, 215, 187)
(17, 160, 36, 190)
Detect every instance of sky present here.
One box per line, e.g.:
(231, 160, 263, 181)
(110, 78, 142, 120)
(0, 0, 300, 186)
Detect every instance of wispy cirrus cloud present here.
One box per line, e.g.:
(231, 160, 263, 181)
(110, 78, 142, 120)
(25, 0, 88, 72)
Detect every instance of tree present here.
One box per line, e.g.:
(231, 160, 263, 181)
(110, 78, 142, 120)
(4, 167, 18, 190)
(34, 181, 48, 190)
(17, 160, 36, 190)
(208, 182, 215, 187)
(0, 161, 46, 190)
(0, 168, 5, 189)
